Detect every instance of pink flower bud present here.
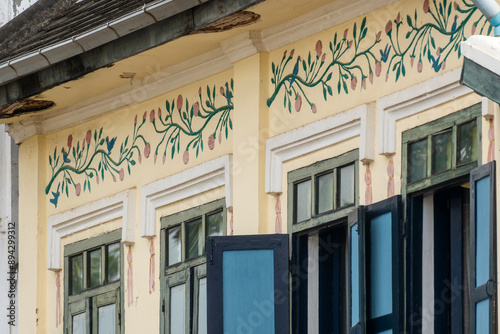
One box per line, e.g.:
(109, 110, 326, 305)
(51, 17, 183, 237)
(423, 0, 429, 13)
(198, 87, 202, 95)
(193, 102, 199, 117)
(396, 12, 401, 24)
(75, 183, 81, 196)
(442, 61, 446, 70)
(295, 95, 302, 112)
(86, 130, 91, 145)
(158, 108, 162, 119)
(362, 78, 367, 90)
(289, 49, 294, 58)
(162, 154, 166, 165)
(134, 115, 138, 124)
(344, 29, 348, 39)
(183, 150, 189, 164)
(150, 109, 155, 123)
(376, 31, 382, 42)
(369, 71, 374, 84)
(208, 135, 215, 150)
(311, 104, 317, 114)
(177, 95, 183, 110)
(143, 111, 147, 120)
(417, 61, 423, 73)
(67, 134, 73, 148)
(154, 154, 158, 164)
(410, 56, 415, 68)
(351, 76, 358, 90)
(219, 131, 222, 144)
(119, 168, 124, 181)
(220, 87, 225, 95)
(315, 40, 322, 57)
(385, 73, 390, 82)
(144, 143, 151, 158)
(385, 20, 392, 34)
(321, 53, 326, 63)
(96, 174, 99, 185)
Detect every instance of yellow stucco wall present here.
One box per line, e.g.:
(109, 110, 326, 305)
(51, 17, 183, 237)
(16, 0, 498, 333)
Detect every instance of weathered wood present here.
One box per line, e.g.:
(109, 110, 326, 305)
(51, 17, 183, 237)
(461, 57, 500, 105)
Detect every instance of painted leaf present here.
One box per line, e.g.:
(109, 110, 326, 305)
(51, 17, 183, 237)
(353, 22, 357, 40)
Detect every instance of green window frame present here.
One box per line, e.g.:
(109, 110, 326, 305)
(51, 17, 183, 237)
(287, 149, 359, 233)
(160, 198, 226, 334)
(64, 229, 123, 334)
(402, 103, 481, 194)
(288, 150, 359, 333)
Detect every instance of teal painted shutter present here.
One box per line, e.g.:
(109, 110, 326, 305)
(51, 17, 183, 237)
(365, 196, 403, 334)
(470, 162, 496, 334)
(206, 234, 289, 334)
(348, 208, 365, 334)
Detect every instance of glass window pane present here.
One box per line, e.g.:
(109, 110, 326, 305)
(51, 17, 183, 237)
(198, 277, 207, 334)
(71, 255, 83, 295)
(475, 176, 491, 286)
(458, 120, 477, 165)
(369, 212, 393, 319)
(408, 139, 427, 183)
(88, 248, 102, 288)
(98, 303, 116, 334)
(317, 172, 334, 214)
(168, 226, 182, 266)
(295, 180, 311, 222)
(186, 218, 203, 259)
(475, 299, 490, 334)
(72, 312, 86, 334)
(432, 131, 452, 174)
(170, 284, 186, 333)
(207, 211, 223, 237)
(107, 243, 120, 282)
(338, 164, 355, 207)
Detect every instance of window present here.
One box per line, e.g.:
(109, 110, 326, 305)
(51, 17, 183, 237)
(287, 150, 358, 332)
(160, 199, 226, 334)
(404, 105, 496, 334)
(403, 104, 481, 193)
(64, 229, 123, 334)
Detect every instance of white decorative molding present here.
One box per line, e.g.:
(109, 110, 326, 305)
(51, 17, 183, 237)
(220, 31, 266, 63)
(461, 35, 500, 77)
(47, 189, 136, 271)
(482, 96, 496, 119)
(141, 155, 233, 237)
(377, 67, 473, 155)
(265, 103, 375, 194)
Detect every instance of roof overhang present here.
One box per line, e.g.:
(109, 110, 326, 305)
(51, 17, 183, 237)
(461, 35, 500, 105)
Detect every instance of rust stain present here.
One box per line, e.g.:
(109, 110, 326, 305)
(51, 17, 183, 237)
(0, 99, 55, 118)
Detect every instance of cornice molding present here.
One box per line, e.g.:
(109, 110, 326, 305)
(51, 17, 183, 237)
(265, 103, 375, 195)
(47, 189, 136, 271)
(141, 155, 233, 238)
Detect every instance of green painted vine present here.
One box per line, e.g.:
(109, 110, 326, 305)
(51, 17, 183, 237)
(47, 81, 234, 208)
(267, 0, 489, 113)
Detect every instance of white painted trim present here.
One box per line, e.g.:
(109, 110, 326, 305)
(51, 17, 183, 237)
(265, 103, 375, 194)
(377, 68, 473, 155)
(47, 189, 136, 271)
(140, 155, 233, 237)
(482, 96, 496, 119)
(461, 35, 500, 77)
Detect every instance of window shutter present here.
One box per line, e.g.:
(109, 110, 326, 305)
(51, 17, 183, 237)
(348, 208, 365, 334)
(469, 161, 496, 334)
(206, 234, 289, 334)
(365, 195, 403, 334)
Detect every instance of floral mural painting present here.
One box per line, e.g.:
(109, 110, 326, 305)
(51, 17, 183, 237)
(267, 0, 488, 113)
(152, 80, 234, 164)
(46, 80, 234, 207)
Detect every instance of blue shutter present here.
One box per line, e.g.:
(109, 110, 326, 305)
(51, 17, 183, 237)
(365, 196, 403, 334)
(206, 234, 289, 334)
(470, 162, 496, 334)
